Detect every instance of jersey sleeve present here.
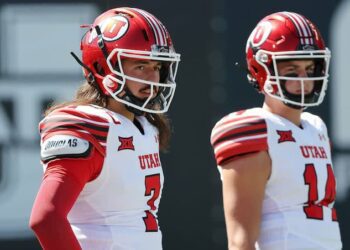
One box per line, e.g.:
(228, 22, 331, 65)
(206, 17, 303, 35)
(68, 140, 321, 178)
(39, 106, 110, 162)
(30, 148, 104, 250)
(210, 111, 268, 166)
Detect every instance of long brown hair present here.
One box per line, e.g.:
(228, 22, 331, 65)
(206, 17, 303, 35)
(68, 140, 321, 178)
(45, 81, 172, 151)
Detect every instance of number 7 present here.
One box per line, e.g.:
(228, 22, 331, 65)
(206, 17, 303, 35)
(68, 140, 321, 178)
(143, 174, 161, 232)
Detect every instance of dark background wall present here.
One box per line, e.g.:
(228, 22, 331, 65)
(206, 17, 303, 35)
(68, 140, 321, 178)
(0, 0, 348, 249)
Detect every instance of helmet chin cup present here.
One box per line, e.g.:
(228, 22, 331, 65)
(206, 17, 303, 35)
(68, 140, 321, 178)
(103, 75, 115, 87)
(102, 75, 122, 95)
(264, 83, 274, 94)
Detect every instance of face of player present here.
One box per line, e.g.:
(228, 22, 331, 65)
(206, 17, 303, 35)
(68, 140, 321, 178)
(277, 60, 315, 95)
(121, 59, 161, 99)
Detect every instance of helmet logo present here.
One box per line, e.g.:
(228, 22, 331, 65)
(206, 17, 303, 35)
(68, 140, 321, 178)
(88, 15, 129, 43)
(246, 21, 272, 51)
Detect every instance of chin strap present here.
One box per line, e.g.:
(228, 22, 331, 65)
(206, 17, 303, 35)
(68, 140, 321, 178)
(70, 51, 105, 96)
(70, 52, 95, 83)
(283, 102, 305, 110)
(120, 88, 164, 116)
(95, 25, 109, 60)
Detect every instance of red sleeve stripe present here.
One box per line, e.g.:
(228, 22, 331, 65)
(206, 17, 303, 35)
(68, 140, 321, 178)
(211, 120, 266, 146)
(43, 127, 107, 142)
(50, 107, 110, 124)
(211, 117, 266, 143)
(40, 114, 109, 130)
(214, 135, 268, 165)
(41, 116, 109, 128)
(215, 122, 266, 144)
(72, 129, 107, 145)
(40, 113, 109, 135)
(40, 115, 109, 148)
(40, 122, 108, 143)
(215, 115, 262, 128)
(213, 133, 267, 154)
(211, 116, 264, 139)
(213, 127, 267, 148)
(40, 119, 108, 136)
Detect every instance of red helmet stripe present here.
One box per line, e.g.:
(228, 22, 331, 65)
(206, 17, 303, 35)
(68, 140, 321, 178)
(291, 13, 314, 44)
(133, 8, 167, 46)
(139, 9, 168, 45)
(140, 9, 167, 46)
(294, 13, 314, 44)
(146, 11, 168, 46)
(132, 8, 160, 44)
(282, 12, 306, 44)
(290, 13, 310, 44)
(282, 12, 315, 45)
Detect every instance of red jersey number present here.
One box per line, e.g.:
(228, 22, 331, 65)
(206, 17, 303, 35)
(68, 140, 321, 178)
(143, 174, 161, 232)
(303, 164, 337, 221)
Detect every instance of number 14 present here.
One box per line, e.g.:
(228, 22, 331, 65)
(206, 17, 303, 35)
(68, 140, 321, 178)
(303, 164, 337, 221)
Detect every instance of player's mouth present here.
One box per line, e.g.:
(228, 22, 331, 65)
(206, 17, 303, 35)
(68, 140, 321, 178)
(139, 86, 158, 96)
(293, 89, 313, 95)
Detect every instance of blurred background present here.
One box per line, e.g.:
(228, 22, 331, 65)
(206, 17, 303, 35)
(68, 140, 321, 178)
(0, 0, 349, 249)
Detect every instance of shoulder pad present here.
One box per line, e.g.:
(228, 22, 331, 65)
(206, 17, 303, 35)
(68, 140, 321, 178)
(41, 135, 92, 163)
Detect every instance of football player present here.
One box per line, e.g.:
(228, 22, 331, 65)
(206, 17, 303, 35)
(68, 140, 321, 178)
(211, 11, 342, 249)
(29, 7, 180, 250)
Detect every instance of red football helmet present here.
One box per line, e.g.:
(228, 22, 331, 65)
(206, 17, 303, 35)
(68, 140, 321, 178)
(79, 7, 180, 114)
(246, 11, 331, 107)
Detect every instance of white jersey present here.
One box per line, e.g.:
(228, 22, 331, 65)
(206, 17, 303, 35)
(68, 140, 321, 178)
(40, 105, 163, 250)
(211, 108, 342, 250)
